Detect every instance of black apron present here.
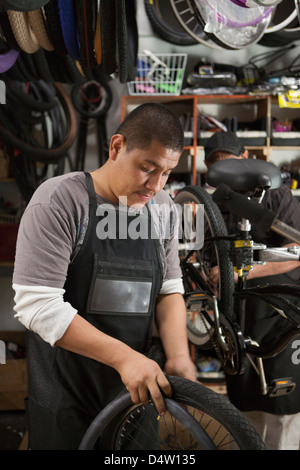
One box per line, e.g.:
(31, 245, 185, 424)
(25, 173, 163, 449)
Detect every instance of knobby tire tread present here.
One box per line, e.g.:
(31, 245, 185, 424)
(174, 185, 235, 322)
(78, 376, 266, 450)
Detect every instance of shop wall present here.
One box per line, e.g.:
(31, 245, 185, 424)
(2, 0, 300, 331)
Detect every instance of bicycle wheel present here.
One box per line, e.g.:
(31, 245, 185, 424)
(174, 185, 234, 322)
(78, 376, 266, 450)
(144, 0, 199, 46)
(259, 0, 300, 46)
(169, 0, 226, 50)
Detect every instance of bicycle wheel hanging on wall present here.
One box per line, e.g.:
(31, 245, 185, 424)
(166, 0, 223, 49)
(0, 0, 138, 84)
(259, 0, 300, 46)
(144, 0, 199, 46)
(71, 78, 112, 170)
(169, 0, 229, 50)
(0, 79, 77, 201)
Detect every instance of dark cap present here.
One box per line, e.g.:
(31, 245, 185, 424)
(204, 131, 245, 162)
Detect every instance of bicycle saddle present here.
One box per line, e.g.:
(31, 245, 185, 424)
(207, 159, 282, 193)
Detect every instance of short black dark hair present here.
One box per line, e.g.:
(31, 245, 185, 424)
(115, 103, 184, 153)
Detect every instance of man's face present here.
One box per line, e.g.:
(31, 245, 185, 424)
(110, 137, 181, 208)
(206, 150, 247, 169)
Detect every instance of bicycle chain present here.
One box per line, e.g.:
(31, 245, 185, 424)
(197, 308, 223, 365)
(197, 307, 237, 375)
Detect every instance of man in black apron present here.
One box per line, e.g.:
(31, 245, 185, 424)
(13, 103, 197, 449)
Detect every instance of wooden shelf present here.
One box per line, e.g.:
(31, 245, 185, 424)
(121, 94, 300, 184)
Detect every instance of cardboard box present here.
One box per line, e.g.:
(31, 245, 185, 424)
(0, 331, 27, 410)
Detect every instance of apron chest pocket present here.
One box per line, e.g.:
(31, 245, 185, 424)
(86, 256, 155, 316)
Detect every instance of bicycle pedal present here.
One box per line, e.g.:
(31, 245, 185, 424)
(267, 378, 296, 397)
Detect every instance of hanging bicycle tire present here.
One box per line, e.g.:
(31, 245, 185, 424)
(78, 376, 266, 450)
(144, 0, 199, 46)
(174, 186, 234, 323)
(0, 82, 77, 162)
(259, 0, 300, 46)
(169, 0, 229, 50)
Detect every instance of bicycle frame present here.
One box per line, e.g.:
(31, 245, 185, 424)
(229, 213, 300, 395)
(234, 214, 300, 334)
(181, 213, 300, 385)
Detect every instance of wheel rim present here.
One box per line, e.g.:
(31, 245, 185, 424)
(179, 197, 225, 303)
(169, 0, 226, 49)
(111, 401, 242, 450)
(175, 188, 234, 318)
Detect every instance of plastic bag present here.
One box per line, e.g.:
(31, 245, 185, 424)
(194, 0, 274, 48)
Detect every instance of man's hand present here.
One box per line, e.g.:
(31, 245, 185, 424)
(116, 351, 172, 415)
(164, 354, 197, 382)
(56, 314, 172, 415)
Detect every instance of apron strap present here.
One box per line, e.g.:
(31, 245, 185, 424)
(84, 171, 98, 210)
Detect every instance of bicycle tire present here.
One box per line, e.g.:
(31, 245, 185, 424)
(58, 0, 80, 60)
(169, 0, 229, 50)
(259, 1, 300, 46)
(115, 0, 128, 84)
(31, 48, 56, 83)
(78, 376, 266, 450)
(71, 79, 112, 118)
(265, 6, 297, 32)
(28, 8, 53, 51)
(0, 82, 77, 162)
(75, 0, 97, 69)
(43, 0, 67, 56)
(19, 50, 39, 80)
(5, 78, 56, 111)
(258, 32, 295, 47)
(174, 186, 234, 323)
(8, 11, 40, 55)
(0, 11, 22, 51)
(14, 52, 37, 81)
(144, 0, 199, 46)
(5, 58, 27, 81)
(123, 0, 138, 82)
(99, 0, 117, 75)
(0, 0, 50, 11)
(63, 54, 86, 84)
